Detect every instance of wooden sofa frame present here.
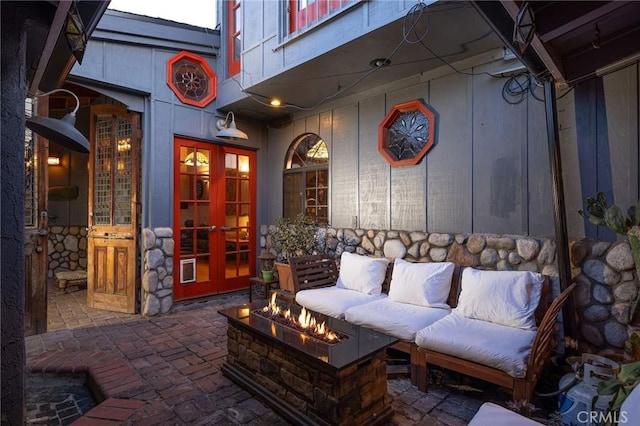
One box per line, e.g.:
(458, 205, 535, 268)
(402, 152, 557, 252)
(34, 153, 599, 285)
(288, 254, 576, 402)
(414, 281, 576, 402)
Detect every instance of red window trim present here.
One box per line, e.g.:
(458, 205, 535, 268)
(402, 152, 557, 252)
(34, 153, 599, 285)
(166, 51, 217, 108)
(289, 0, 345, 34)
(228, 0, 241, 76)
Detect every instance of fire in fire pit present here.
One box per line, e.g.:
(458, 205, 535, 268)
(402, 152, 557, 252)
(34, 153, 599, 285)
(253, 293, 347, 344)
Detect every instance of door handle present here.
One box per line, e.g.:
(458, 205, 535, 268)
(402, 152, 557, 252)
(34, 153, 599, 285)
(210, 225, 217, 231)
(220, 226, 232, 231)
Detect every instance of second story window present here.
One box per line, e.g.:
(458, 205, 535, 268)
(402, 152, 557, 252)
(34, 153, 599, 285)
(283, 133, 329, 224)
(228, 0, 241, 76)
(288, 0, 352, 34)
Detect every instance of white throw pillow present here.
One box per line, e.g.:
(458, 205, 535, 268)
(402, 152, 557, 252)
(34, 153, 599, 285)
(388, 259, 455, 308)
(336, 252, 390, 295)
(453, 268, 544, 330)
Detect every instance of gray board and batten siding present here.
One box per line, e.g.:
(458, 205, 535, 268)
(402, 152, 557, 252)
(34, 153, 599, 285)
(70, 10, 263, 229)
(263, 60, 552, 236)
(263, 60, 640, 240)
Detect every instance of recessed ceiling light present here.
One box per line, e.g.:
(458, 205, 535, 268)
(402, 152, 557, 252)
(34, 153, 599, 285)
(369, 58, 391, 68)
(270, 98, 282, 107)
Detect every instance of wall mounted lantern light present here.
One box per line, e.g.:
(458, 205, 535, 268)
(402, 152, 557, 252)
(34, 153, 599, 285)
(47, 157, 61, 166)
(216, 111, 248, 140)
(25, 88, 89, 153)
(513, 3, 535, 53)
(65, 4, 88, 64)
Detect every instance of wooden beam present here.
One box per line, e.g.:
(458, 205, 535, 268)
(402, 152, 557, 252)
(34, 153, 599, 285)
(29, 1, 71, 94)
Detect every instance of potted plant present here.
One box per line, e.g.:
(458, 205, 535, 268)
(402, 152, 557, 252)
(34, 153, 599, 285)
(580, 193, 640, 359)
(267, 214, 325, 292)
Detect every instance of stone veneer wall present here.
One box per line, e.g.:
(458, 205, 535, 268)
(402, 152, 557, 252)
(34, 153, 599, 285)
(141, 228, 174, 316)
(47, 226, 87, 278)
(110, 224, 640, 356)
(260, 225, 560, 276)
(259, 226, 638, 356)
(570, 238, 638, 355)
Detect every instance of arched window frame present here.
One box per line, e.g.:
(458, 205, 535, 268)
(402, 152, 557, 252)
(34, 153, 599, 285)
(283, 133, 329, 224)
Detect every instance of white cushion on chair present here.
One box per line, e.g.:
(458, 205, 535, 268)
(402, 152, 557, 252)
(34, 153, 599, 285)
(415, 313, 536, 378)
(620, 383, 640, 424)
(295, 286, 386, 319)
(388, 259, 454, 308)
(345, 298, 450, 341)
(468, 403, 543, 426)
(335, 252, 390, 296)
(453, 268, 543, 330)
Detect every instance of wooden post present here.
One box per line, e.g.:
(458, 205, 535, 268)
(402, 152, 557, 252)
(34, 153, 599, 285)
(544, 78, 577, 339)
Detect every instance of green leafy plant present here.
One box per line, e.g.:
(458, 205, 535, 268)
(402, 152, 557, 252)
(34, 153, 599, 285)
(597, 361, 640, 423)
(579, 192, 640, 324)
(268, 214, 324, 261)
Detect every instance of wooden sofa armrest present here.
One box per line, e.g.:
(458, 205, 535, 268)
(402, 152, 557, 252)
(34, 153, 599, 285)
(289, 254, 338, 293)
(526, 281, 577, 389)
(414, 277, 576, 402)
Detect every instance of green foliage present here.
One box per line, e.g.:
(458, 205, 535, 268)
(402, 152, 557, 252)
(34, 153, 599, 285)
(580, 193, 640, 323)
(597, 361, 640, 421)
(268, 214, 324, 261)
(579, 192, 639, 236)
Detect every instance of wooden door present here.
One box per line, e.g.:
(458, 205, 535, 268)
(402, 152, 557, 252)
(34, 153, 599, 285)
(87, 105, 140, 313)
(25, 97, 49, 336)
(173, 138, 256, 300)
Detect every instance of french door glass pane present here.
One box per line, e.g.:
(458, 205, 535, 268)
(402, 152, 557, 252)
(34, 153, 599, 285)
(114, 117, 132, 225)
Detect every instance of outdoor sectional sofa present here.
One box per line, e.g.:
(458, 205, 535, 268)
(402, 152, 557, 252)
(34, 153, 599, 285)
(288, 252, 576, 402)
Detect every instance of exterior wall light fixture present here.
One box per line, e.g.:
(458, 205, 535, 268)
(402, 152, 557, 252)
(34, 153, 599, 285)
(25, 88, 89, 153)
(216, 111, 248, 140)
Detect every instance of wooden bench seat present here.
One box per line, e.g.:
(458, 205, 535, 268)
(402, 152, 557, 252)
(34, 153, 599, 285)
(55, 270, 88, 292)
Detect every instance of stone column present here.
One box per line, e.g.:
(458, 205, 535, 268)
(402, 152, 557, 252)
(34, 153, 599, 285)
(1, 6, 27, 424)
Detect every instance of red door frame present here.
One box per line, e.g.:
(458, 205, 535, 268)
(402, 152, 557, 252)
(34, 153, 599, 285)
(173, 138, 256, 300)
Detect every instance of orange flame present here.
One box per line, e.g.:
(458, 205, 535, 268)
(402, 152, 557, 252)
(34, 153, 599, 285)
(263, 293, 339, 341)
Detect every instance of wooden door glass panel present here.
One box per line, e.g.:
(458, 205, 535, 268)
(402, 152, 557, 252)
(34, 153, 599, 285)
(224, 153, 250, 279)
(94, 114, 113, 225)
(197, 256, 210, 281)
(114, 118, 133, 225)
(94, 115, 133, 226)
(177, 145, 211, 283)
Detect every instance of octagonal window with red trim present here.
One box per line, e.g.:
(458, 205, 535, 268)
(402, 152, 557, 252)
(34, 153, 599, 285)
(378, 99, 437, 167)
(167, 51, 217, 108)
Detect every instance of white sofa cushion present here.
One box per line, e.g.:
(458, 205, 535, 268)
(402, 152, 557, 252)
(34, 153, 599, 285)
(335, 252, 390, 296)
(415, 313, 536, 378)
(468, 403, 543, 426)
(295, 286, 386, 319)
(345, 298, 450, 341)
(388, 259, 454, 308)
(453, 268, 544, 330)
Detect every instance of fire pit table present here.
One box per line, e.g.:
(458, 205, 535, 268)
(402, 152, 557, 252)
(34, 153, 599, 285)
(219, 299, 398, 426)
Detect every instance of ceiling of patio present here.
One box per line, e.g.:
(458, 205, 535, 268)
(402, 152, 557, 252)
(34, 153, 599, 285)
(474, 0, 640, 88)
(228, 1, 505, 123)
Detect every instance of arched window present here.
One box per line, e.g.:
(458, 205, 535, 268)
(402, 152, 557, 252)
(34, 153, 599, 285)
(283, 133, 329, 224)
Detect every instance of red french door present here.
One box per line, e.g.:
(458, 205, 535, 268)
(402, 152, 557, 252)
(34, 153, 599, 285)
(173, 138, 256, 300)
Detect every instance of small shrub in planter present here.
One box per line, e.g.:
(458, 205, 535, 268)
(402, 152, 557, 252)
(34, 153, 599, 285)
(268, 214, 325, 292)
